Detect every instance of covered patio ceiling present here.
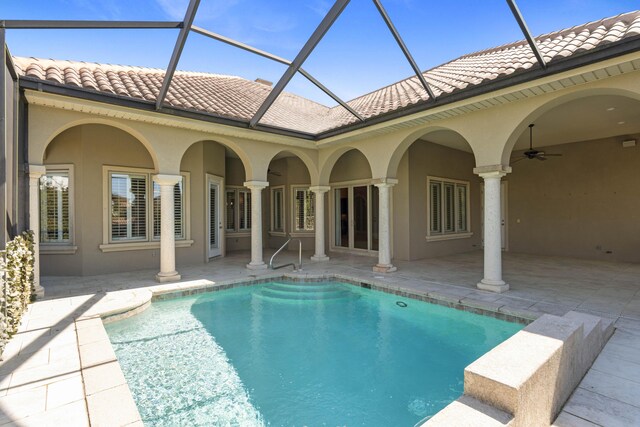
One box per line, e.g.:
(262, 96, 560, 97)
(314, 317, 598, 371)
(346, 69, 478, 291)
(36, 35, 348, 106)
(2, 1, 640, 139)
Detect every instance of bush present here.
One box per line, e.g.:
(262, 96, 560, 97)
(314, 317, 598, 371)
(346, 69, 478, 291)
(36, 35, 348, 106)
(0, 231, 35, 358)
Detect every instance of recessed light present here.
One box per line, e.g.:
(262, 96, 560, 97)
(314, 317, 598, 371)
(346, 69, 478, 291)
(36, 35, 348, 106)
(606, 107, 616, 111)
(618, 121, 626, 125)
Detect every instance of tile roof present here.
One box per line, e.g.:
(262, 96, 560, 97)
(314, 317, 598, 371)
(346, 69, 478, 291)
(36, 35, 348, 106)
(12, 10, 640, 136)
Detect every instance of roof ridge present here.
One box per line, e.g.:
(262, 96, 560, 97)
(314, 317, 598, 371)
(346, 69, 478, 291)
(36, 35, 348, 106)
(333, 9, 640, 111)
(11, 56, 244, 80)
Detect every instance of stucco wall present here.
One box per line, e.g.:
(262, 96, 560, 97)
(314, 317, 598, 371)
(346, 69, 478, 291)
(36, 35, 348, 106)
(265, 156, 314, 251)
(42, 124, 157, 275)
(400, 140, 482, 261)
(507, 134, 640, 262)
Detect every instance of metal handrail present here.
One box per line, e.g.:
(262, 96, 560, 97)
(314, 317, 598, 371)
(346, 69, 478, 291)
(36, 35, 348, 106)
(269, 237, 302, 271)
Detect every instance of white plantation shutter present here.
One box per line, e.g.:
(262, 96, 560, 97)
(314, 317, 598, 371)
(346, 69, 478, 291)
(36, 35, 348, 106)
(40, 172, 70, 243)
(444, 183, 455, 232)
(294, 188, 315, 231)
(226, 190, 236, 231)
(428, 178, 470, 236)
(111, 173, 147, 241)
(456, 184, 467, 232)
(272, 188, 283, 232)
(430, 181, 441, 233)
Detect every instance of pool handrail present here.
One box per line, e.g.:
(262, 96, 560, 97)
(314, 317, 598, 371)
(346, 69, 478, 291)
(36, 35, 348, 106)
(269, 236, 302, 271)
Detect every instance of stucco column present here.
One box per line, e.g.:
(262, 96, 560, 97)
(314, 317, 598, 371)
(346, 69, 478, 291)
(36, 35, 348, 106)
(244, 180, 269, 270)
(28, 165, 46, 298)
(310, 186, 330, 261)
(476, 167, 510, 293)
(373, 179, 398, 273)
(154, 174, 182, 282)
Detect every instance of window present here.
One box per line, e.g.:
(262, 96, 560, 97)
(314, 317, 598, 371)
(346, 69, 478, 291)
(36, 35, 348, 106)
(226, 187, 251, 232)
(428, 177, 470, 239)
(103, 167, 190, 248)
(152, 176, 186, 240)
(271, 187, 285, 233)
(110, 172, 147, 241)
(40, 169, 71, 243)
(293, 187, 315, 232)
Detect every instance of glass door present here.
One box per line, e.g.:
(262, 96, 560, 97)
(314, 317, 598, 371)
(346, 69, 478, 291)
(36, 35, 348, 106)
(333, 185, 379, 252)
(207, 175, 223, 258)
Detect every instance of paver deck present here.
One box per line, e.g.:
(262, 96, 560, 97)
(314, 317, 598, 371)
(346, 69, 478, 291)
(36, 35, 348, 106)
(1, 250, 639, 426)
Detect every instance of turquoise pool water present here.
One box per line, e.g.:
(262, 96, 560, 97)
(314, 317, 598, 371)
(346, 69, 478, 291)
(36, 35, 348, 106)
(106, 281, 522, 426)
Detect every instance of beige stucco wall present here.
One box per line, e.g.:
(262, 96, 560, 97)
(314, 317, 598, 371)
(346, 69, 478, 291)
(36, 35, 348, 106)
(42, 125, 157, 275)
(507, 133, 640, 262)
(390, 140, 481, 261)
(265, 156, 314, 251)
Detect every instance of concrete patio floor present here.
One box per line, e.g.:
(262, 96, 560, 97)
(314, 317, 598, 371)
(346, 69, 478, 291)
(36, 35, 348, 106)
(1, 249, 639, 425)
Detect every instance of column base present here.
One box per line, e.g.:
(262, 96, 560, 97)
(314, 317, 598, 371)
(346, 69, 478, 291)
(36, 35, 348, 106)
(477, 279, 509, 293)
(31, 285, 45, 299)
(373, 264, 397, 273)
(310, 254, 330, 262)
(246, 262, 267, 270)
(156, 271, 181, 283)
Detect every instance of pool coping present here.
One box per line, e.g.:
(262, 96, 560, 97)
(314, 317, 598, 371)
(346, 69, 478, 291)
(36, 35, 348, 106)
(85, 273, 537, 426)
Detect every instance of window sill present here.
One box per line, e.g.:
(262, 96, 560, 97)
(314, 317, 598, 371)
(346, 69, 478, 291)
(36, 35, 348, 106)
(99, 240, 194, 253)
(425, 232, 473, 242)
(226, 232, 251, 238)
(40, 245, 78, 255)
(268, 231, 287, 237)
(289, 232, 314, 238)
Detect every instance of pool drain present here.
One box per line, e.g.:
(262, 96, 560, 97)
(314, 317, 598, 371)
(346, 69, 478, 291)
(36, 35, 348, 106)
(396, 301, 408, 308)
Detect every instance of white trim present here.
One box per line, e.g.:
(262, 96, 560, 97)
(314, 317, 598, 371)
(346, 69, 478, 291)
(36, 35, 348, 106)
(425, 232, 474, 242)
(289, 232, 314, 238)
(40, 245, 78, 255)
(426, 175, 471, 241)
(99, 240, 194, 253)
(268, 231, 287, 237)
(40, 164, 75, 248)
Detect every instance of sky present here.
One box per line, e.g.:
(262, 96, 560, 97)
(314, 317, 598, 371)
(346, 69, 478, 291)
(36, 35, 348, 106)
(2, 0, 638, 106)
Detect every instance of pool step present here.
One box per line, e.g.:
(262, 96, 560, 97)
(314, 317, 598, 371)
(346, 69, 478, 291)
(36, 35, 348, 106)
(255, 282, 353, 302)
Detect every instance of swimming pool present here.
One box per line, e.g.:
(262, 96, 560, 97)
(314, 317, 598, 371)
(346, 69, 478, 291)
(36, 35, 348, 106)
(106, 281, 522, 426)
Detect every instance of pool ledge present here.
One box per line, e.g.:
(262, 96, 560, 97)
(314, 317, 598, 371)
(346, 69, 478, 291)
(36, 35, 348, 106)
(422, 311, 614, 426)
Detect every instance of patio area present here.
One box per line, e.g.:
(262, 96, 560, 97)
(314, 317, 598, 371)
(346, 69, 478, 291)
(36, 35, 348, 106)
(1, 250, 639, 426)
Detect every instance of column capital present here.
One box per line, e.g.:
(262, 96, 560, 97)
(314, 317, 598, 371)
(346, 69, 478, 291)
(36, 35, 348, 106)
(473, 164, 511, 179)
(28, 164, 47, 179)
(372, 178, 398, 188)
(243, 180, 269, 190)
(153, 173, 182, 186)
(309, 185, 330, 194)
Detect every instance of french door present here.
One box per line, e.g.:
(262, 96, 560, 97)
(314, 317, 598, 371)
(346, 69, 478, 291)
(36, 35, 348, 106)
(207, 175, 223, 258)
(333, 184, 379, 252)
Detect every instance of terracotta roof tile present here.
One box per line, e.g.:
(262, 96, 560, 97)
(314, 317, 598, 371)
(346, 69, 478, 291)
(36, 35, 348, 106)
(12, 10, 640, 135)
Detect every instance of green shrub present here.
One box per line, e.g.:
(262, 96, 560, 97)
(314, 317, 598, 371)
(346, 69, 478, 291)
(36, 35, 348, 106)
(0, 231, 35, 358)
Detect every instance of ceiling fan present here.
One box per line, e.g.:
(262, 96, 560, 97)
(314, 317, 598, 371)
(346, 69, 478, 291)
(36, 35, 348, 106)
(511, 124, 562, 164)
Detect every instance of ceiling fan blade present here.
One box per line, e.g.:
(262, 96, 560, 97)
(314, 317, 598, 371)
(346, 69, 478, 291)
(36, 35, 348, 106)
(510, 157, 526, 165)
(267, 169, 282, 177)
(543, 153, 562, 157)
(536, 156, 547, 161)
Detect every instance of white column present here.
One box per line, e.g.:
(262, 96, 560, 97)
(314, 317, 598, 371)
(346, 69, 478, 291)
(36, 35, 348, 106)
(477, 169, 509, 293)
(310, 186, 330, 261)
(373, 179, 398, 273)
(154, 174, 182, 282)
(244, 180, 269, 270)
(28, 165, 46, 298)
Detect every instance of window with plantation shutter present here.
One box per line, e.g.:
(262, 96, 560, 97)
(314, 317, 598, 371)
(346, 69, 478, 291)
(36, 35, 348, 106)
(152, 177, 185, 240)
(427, 177, 470, 240)
(40, 170, 71, 243)
(293, 187, 315, 231)
(110, 173, 147, 241)
(226, 187, 252, 232)
(271, 187, 284, 232)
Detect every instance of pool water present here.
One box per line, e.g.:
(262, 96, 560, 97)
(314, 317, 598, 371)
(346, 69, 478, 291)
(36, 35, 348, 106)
(106, 282, 522, 426)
